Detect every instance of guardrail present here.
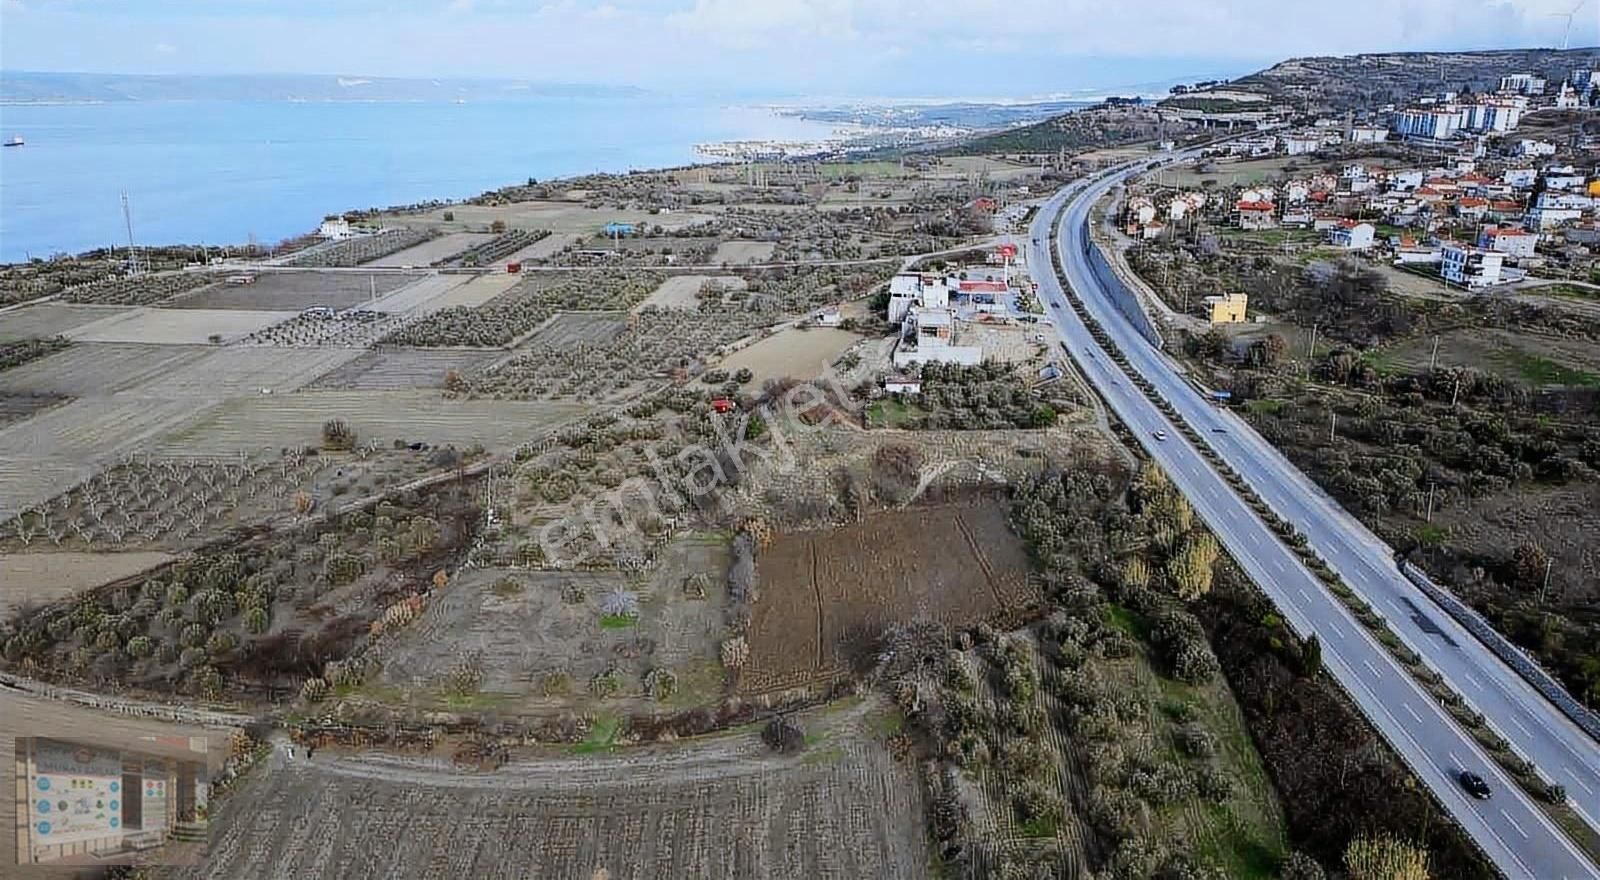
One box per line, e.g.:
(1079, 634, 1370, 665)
(1398, 560, 1600, 743)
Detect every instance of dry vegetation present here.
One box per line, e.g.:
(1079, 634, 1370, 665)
(58, 272, 221, 306)
(281, 228, 437, 268)
(383, 271, 662, 348)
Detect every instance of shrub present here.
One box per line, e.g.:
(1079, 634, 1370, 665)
(589, 666, 623, 698)
(191, 665, 224, 699)
(205, 631, 237, 657)
(1174, 723, 1216, 758)
(179, 623, 208, 648)
(244, 605, 270, 634)
(301, 677, 331, 703)
(322, 419, 357, 451)
(762, 717, 806, 752)
(1343, 834, 1429, 880)
(1279, 852, 1327, 880)
(643, 667, 678, 700)
(126, 635, 156, 659)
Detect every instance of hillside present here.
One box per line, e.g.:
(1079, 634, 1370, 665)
(1221, 47, 1600, 112)
(942, 103, 1171, 155)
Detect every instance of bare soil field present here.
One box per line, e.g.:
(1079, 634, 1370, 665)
(365, 233, 494, 268)
(170, 272, 415, 311)
(0, 550, 175, 614)
(369, 274, 473, 316)
(368, 534, 731, 711)
(711, 240, 777, 264)
(65, 308, 299, 345)
(397, 202, 717, 234)
(1373, 327, 1600, 385)
(517, 312, 628, 351)
(0, 394, 66, 429)
(0, 344, 210, 397)
(964, 323, 1049, 364)
(638, 275, 746, 311)
(501, 232, 582, 264)
(309, 348, 505, 391)
(0, 303, 132, 344)
(743, 503, 1033, 692)
(179, 699, 925, 880)
(718, 327, 858, 387)
(155, 391, 590, 455)
(427, 274, 520, 309)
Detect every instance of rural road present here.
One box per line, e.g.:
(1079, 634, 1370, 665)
(1032, 161, 1600, 880)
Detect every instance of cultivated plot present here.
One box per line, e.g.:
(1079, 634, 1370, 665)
(516, 312, 628, 352)
(400, 202, 718, 234)
(0, 303, 132, 344)
(154, 391, 590, 455)
(743, 504, 1033, 692)
(179, 703, 927, 880)
(500, 233, 582, 264)
(426, 274, 521, 310)
(0, 344, 211, 397)
(170, 271, 415, 311)
(65, 308, 299, 345)
(0, 550, 176, 615)
(718, 327, 858, 387)
(309, 349, 505, 391)
(370, 274, 473, 315)
(637, 275, 746, 311)
(365, 233, 495, 268)
(711, 240, 777, 264)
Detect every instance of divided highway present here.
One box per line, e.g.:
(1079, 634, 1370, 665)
(1030, 165, 1600, 880)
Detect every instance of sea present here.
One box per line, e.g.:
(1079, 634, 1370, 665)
(0, 97, 837, 262)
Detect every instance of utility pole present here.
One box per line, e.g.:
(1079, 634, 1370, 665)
(1429, 335, 1441, 370)
(1425, 482, 1436, 522)
(1539, 557, 1554, 605)
(1329, 411, 1338, 442)
(1307, 322, 1320, 376)
(1450, 376, 1461, 407)
(121, 192, 141, 276)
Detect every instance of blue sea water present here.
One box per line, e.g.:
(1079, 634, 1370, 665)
(0, 97, 835, 262)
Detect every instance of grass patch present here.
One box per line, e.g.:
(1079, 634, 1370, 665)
(491, 577, 524, 597)
(1531, 283, 1600, 301)
(1243, 398, 1285, 416)
(1018, 816, 1059, 838)
(800, 744, 847, 765)
(1413, 523, 1449, 546)
(599, 613, 639, 630)
(439, 690, 515, 711)
(1102, 603, 1147, 639)
(574, 714, 622, 754)
(866, 706, 905, 739)
(866, 398, 926, 428)
(1490, 348, 1600, 387)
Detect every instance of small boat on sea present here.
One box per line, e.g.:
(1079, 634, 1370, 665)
(3, 136, 22, 147)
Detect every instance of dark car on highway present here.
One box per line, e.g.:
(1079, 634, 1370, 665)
(1458, 771, 1491, 800)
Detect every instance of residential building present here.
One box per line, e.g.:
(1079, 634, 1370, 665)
(1330, 221, 1376, 250)
(1515, 138, 1557, 158)
(1478, 227, 1538, 258)
(1499, 73, 1546, 95)
(1555, 83, 1582, 110)
(887, 272, 943, 323)
(1502, 168, 1538, 188)
(1546, 173, 1588, 192)
(1349, 125, 1388, 143)
(1389, 169, 1425, 191)
(1204, 293, 1248, 324)
(893, 308, 982, 367)
(1281, 207, 1315, 228)
(1236, 200, 1276, 230)
(1393, 107, 1463, 140)
(1529, 205, 1584, 230)
(1456, 197, 1489, 221)
(1441, 245, 1505, 289)
(318, 217, 353, 240)
(883, 375, 922, 395)
(1462, 101, 1522, 133)
(601, 222, 636, 236)
(812, 306, 842, 327)
(1280, 133, 1322, 155)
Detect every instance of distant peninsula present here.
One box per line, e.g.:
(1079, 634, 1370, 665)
(0, 71, 648, 104)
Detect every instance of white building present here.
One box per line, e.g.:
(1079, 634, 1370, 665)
(1515, 139, 1557, 158)
(1529, 206, 1584, 230)
(887, 273, 946, 324)
(1555, 83, 1582, 110)
(1502, 168, 1538, 188)
(1330, 222, 1376, 250)
(1462, 101, 1522, 133)
(1442, 245, 1505, 289)
(1393, 108, 1463, 140)
(1280, 133, 1322, 155)
(1499, 73, 1546, 95)
(1478, 227, 1538, 259)
(1348, 125, 1388, 144)
(1545, 173, 1588, 192)
(318, 217, 354, 240)
(893, 308, 982, 367)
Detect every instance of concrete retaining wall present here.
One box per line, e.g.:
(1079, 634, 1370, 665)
(1081, 218, 1166, 350)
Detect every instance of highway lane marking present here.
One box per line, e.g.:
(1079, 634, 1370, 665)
(1273, 559, 1288, 576)
(1500, 809, 1529, 839)
(1362, 659, 1383, 678)
(1569, 774, 1594, 795)
(1507, 715, 1533, 738)
(1296, 587, 1312, 602)
(1448, 751, 1465, 769)
(1461, 671, 1486, 690)
(1327, 621, 1347, 639)
(1403, 703, 1424, 724)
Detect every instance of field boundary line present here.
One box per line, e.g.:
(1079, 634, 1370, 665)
(809, 537, 824, 670)
(953, 512, 1004, 608)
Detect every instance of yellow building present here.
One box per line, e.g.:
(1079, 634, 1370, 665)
(1204, 292, 1248, 324)
(1588, 179, 1600, 198)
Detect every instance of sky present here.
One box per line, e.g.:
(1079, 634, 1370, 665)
(3, 0, 1599, 98)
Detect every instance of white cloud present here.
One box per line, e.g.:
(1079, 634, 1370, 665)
(153, 41, 176, 55)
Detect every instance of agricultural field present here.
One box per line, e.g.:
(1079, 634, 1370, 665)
(366, 534, 731, 712)
(711, 240, 778, 264)
(396, 201, 717, 235)
(516, 312, 628, 352)
(0, 343, 210, 397)
(0, 303, 132, 344)
(154, 391, 590, 456)
(1370, 327, 1600, 387)
(501, 232, 582, 264)
(0, 550, 175, 614)
(64, 308, 299, 345)
(309, 349, 505, 391)
(369, 274, 473, 315)
(717, 327, 860, 388)
(282, 228, 435, 269)
(58, 272, 221, 306)
(180, 699, 926, 880)
(171, 271, 415, 311)
(638, 275, 747, 311)
(426, 273, 521, 310)
(0, 393, 66, 429)
(365, 232, 494, 268)
(741, 503, 1034, 693)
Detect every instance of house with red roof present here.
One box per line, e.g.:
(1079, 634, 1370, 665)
(1235, 200, 1276, 230)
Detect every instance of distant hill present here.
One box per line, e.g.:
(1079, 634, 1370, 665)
(0, 71, 647, 104)
(1195, 47, 1600, 113)
(942, 103, 1169, 155)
